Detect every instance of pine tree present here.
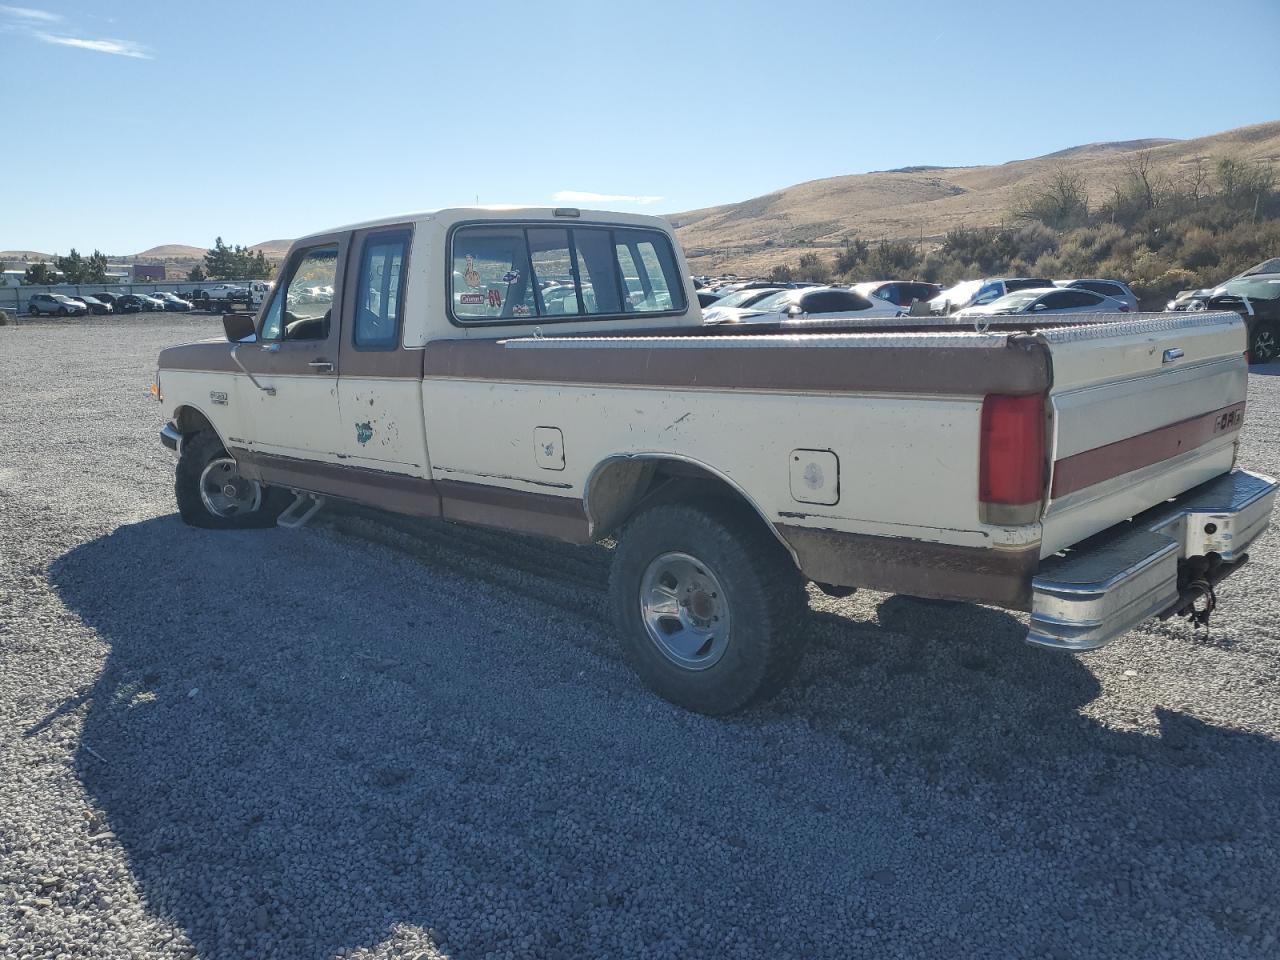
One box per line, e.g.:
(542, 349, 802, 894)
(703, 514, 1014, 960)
(83, 251, 109, 284)
(55, 248, 85, 283)
(22, 262, 58, 285)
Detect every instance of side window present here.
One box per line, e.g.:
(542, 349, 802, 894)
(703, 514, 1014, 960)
(800, 291, 869, 314)
(354, 230, 409, 350)
(1048, 290, 1097, 308)
(261, 244, 338, 341)
(1076, 281, 1113, 297)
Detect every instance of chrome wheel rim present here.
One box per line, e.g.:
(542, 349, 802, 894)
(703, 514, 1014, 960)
(198, 457, 261, 518)
(639, 551, 731, 670)
(1254, 329, 1277, 363)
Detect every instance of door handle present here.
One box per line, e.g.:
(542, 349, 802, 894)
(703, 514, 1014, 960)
(308, 360, 334, 372)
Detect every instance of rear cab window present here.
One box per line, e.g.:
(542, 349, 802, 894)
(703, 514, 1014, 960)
(450, 222, 686, 324)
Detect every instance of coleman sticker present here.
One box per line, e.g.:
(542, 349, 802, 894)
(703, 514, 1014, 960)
(460, 293, 484, 305)
(487, 289, 503, 308)
(463, 254, 481, 289)
(502, 270, 521, 284)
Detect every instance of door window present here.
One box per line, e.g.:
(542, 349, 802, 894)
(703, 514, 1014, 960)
(353, 231, 409, 350)
(261, 244, 339, 341)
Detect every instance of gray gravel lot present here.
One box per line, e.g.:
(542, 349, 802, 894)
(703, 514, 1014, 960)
(2, 315, 1279, 960)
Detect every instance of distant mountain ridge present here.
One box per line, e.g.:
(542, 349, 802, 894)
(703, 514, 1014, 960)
(670, 121, 1280, 274)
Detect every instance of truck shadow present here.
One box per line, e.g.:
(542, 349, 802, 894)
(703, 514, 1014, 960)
(43, 514, 1280, 958)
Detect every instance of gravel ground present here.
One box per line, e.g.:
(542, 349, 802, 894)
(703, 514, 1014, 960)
(2, 315, 1279, 960)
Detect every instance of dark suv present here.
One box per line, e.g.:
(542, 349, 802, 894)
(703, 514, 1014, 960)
(1205, 274, 1280, 363)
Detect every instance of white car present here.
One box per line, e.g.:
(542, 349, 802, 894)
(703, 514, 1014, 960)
(1056, 278, 1139, 312)
(930, 277, 1055, 315)
(700, 286, 787, 322)
(706, 286, 902, 324)
(954, 287, 1129, 322)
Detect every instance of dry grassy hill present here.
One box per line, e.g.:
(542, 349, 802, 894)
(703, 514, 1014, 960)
(134, 244, 206, 259)
(248, 239, 294, 258)
(671, 120, 1280, 275)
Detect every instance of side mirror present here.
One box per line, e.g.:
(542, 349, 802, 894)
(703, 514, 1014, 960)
(223, 312, 257, 342)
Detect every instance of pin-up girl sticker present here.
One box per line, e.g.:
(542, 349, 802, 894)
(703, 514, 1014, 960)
(464, 254, 481, 289)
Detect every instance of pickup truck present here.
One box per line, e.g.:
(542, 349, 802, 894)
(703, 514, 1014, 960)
(195, 281, 272, 314)
(154, 207, 1278, 714)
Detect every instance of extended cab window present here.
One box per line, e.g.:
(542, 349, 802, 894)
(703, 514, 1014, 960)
(354, 230, 409, 350)
(615, 231, 682, 313)
(451, 228, 538, 321)
(450, 223, 684, 324)
(261, 245, 339, 341)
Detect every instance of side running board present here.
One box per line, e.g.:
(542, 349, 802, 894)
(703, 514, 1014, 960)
(277, 491, 326, 529)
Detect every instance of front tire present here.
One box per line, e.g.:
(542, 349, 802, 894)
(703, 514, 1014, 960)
(1248, 323, 1278, 364)
(175, 431, 287, 529)
(609, 500, 808, 714)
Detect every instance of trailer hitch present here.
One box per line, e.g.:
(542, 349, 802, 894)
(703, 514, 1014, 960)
(1160, 552, 1249, 635)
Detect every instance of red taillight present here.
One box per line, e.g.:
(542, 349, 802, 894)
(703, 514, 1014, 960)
(979, 394, 1046, 523)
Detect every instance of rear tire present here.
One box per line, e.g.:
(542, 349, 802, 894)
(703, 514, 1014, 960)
(609, 499, 809, 715)
(28, 305, 38, 316)
(175, 431, 288, 529)
(1248, 323, 1278, 364)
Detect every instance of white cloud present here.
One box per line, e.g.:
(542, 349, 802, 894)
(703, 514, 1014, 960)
(36, 32, 151, 58)
(552, 190, 664, 206)
(0, 5, 62, 22)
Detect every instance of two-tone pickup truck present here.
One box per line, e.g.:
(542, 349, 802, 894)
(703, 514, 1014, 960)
(155, 207, 1278, 714)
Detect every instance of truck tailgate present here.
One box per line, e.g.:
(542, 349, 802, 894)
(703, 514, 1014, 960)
(1039, 312, 1249, 557)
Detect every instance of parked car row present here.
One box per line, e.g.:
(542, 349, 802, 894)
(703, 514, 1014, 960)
(704, 285, 905, 324)
(1165, 259, 1280, 363)
(697, 272, 1141, 325)
(25, 290, 196, 317)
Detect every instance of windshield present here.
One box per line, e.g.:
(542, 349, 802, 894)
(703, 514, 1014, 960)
(1221, 278, 1280, 302)
(932, 279, 982, 305)
(747, 290, 796, 312)
(714, 287, 781, 308)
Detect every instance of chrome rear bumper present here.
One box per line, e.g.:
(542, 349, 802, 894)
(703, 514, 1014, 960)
(1028, 469, 1278, 651)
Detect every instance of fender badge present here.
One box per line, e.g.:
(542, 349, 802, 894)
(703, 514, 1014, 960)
(210, 391, 229, 406)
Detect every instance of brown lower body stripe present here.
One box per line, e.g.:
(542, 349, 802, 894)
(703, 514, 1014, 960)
(233, 449, 590, 541)
(1051, 402, 1244, 498)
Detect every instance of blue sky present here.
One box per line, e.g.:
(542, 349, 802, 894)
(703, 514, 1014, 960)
(2, 0, 1278, 255)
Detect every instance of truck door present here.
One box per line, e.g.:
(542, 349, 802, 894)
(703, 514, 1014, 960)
(232, 235, 346, 462)
(333, 225, 431, 477)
